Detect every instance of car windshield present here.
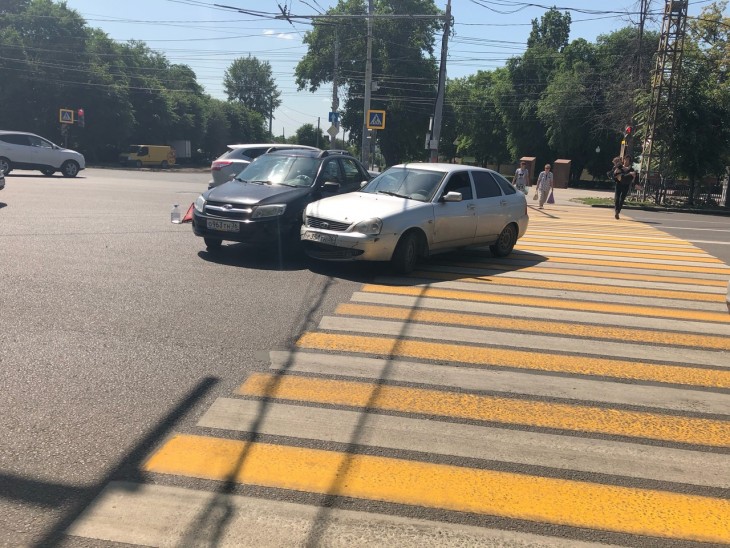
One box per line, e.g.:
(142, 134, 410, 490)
(235, 155, 320, 188)
(361, 167, 445, 202)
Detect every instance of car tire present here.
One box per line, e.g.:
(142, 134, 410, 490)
(161, 160, 168, 169)
(0, 157, 11, 175)
(60, 160, 80, 178)
(41, 168, 55, 177)
(490, 224, 517, 257)
(391, 231, 421, 274)
(204, 237, 222, 251)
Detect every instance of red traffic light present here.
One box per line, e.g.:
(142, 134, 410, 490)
(78, 108, 84, 116)
(77, 108, 85, 127)
(625, 125, 632, 134)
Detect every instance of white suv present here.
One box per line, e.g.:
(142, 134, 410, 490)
(0, 130, 86, 178)
(209, 143, 318, 188)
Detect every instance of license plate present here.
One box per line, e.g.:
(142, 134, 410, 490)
(302, 231, 337, 245)
(207, 219, 239, 232)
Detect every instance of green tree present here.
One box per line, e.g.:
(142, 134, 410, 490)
(295, 0, 442, 165)
(527, 7, 571, 51)
(294, 123, 325, 148)
(223, 55, 282, 121)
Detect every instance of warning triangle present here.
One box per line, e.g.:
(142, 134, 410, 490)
(181, 203, 194, 223)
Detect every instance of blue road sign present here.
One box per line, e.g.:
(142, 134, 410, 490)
(59, 109, 74, 124)
(367, 110, 386, 130)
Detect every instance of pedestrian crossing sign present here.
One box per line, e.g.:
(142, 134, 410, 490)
(59, 108, 74, 124)
(367, 110, 386, 130)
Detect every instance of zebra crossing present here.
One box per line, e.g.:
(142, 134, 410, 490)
(67, 204, 730, 546)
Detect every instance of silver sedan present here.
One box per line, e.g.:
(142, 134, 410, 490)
(301, 163, 529, 273)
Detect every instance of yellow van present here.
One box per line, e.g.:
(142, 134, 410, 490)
(120, 145, 176, 168)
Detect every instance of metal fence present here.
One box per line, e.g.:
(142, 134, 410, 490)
(632, 175, 729, 208)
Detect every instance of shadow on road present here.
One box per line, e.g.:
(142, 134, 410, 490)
(17, 377, 219, 547)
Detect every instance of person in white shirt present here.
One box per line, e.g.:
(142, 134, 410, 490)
(513, 161, 529, 194)
(536, 163, 554, 208)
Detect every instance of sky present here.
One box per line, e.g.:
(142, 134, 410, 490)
(62, 0, 722, 139)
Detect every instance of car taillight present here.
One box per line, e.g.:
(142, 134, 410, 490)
(211, 160, 233, 171)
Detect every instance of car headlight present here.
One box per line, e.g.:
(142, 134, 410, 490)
(252, 204, 287, 218)
(353, 218, 382, 235)
(194, 195, 206, 213)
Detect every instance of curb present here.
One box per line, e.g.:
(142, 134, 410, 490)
(590, 204, 730, 217)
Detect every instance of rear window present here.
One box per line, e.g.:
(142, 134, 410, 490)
(491, 172, 518, 195)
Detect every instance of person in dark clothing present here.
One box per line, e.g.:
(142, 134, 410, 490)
(613, 155, 635, 219)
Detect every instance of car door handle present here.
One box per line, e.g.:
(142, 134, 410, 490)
(500, 200, 508, 206)
(467, 204, 476, 210)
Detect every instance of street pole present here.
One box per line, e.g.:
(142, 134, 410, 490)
(360, 0, 373, 168)
(331, 28, 340, 149)
(429, 0, 451, 163)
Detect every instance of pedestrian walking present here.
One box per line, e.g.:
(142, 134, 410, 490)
(536, 163, 553, 209)
(613, 155, 635, 219)
(513, 161, 529, 194)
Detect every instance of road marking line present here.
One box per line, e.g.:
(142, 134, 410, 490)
(144, 434, 730, 543)
(68, 481, 607, 548)
(508, 253, 730, 273)
(519, 242, 711, 256)
(362, 284, 730, 323)
(407, 271, 725, 303)
(296, 332, 730, 389)
(415, 265, 727, 293)
(268, 351, 730, 415)
(438, 257, 730, 277)
(351, 292, 730, 336)
(318, 316, 729, 369)
(239, 373, 730, 447)
(335, 303, 730, 351)
(513, 249, 727, 268)
(201, 397, 730, 488)
(522, 236, 704, 251)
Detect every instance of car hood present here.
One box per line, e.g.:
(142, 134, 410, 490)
(205, 180, 311, 205)
(307, 192, 427, 222)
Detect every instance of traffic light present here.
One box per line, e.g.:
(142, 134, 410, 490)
(624, 125, 633, 138)
(77, 108, 85, 128)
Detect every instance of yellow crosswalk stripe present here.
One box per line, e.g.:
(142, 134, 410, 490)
(335, 303, 730, 351)
(239, 373, 730, 447)
(296, 332, 730, 389)
(522, 236, 704, 252)
(424, 263, 728, 287)
(362, 284, 730, 323)
(144, 434, 730, 544)
(409, 270, 726, 302)
(516, 244, 726, 263)
(441, 255, 730, 275)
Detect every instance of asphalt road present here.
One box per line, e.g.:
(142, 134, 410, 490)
(0, 167, 371, 546)
(1, 170, 728, 547)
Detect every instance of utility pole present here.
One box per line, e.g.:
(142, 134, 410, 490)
(331, 29, 340, 149)
(639, 0, 689, 194)
(429, 0, 451, 163)
(360, 0, 373, 167)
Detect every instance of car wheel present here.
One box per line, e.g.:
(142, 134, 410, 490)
(391, 231, 421, 274)
(0, 157, 11, 175)
(41, 168, 55, 177)
(135, 160, 143, 168)
(61, 160, 80, 178)
(161, 160, 168, 169)
(490, 224, 517, 257)
(204, 237, 222, 251)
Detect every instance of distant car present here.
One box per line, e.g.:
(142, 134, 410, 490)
(0, 130, 85, 177)
(119, 144, 176, 168)
(301, 163, 529, 273)
(192, 149, 371, 251)
(209, 143, 319, 188)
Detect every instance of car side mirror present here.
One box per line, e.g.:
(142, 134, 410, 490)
(323, 181, 340, 193)
(360, 180, 368, 188)
(228, 173, 236, 180)
(441, 191, 463, 202)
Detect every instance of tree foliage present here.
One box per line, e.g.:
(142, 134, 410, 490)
(223, 55, 282, 120)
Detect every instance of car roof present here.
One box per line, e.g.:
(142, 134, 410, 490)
(390, 162, 494, 174)
(267, 149, 358, 159)
(0, 130, 36, 136)
(226, 143, 318, 150)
